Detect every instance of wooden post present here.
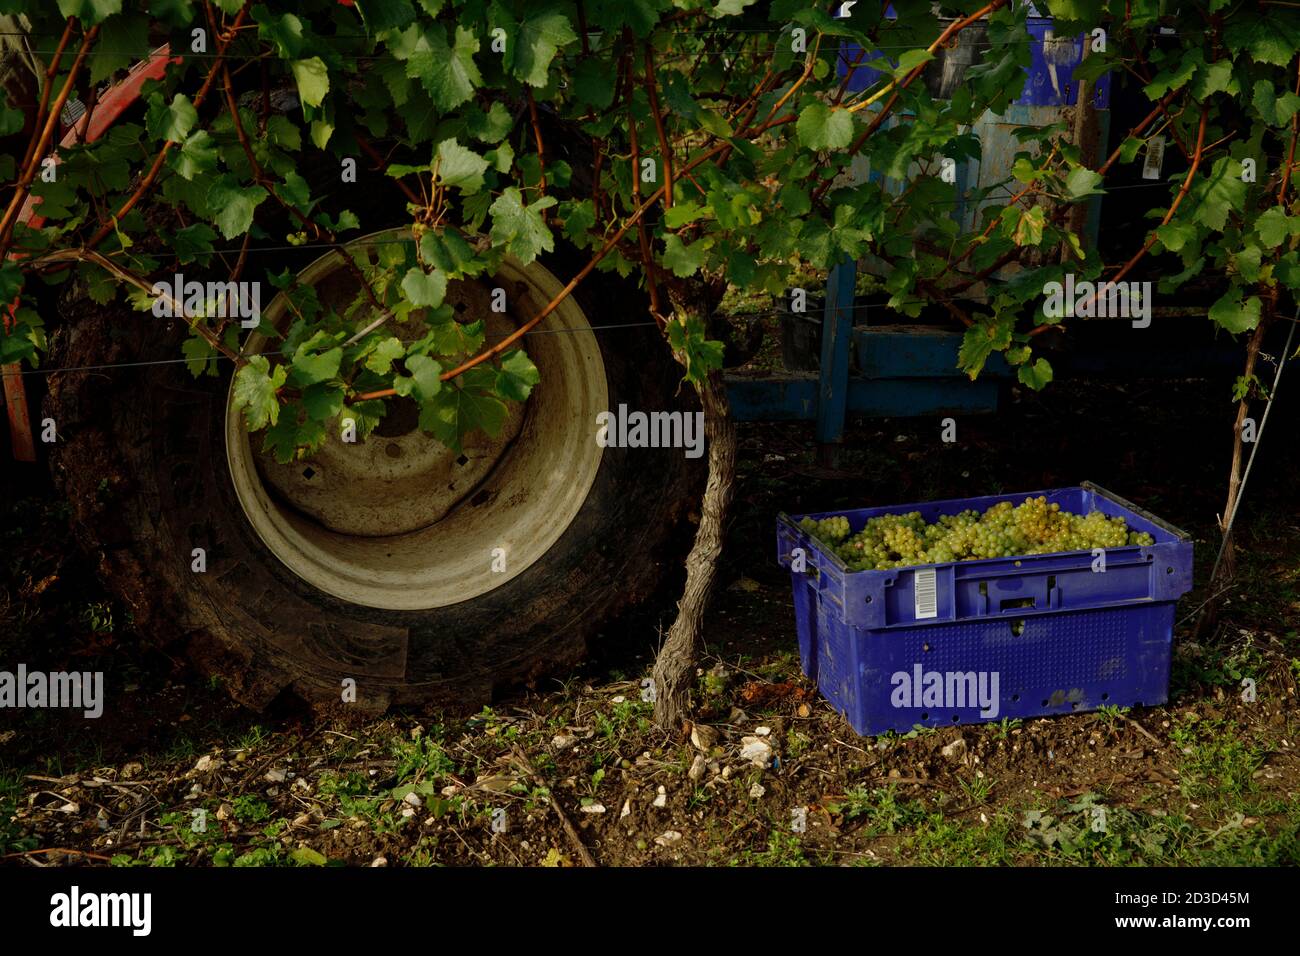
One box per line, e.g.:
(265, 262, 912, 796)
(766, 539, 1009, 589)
(816, 258, 856, 466)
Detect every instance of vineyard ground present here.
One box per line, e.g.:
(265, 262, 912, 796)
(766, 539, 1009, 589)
(3, 374, 1299, 867)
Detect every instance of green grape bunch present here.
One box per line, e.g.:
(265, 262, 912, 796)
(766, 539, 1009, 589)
(799, 497, 1157, 571)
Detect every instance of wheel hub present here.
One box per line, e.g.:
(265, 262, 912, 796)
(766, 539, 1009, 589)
(224, 228, 608, 611)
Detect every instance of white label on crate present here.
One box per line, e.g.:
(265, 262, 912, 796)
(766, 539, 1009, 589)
(914, 568, 938, 620)
(1142, 136, 1165, 180)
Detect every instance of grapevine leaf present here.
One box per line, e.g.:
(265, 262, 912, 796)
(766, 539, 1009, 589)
(418, 377, 506, 452)
(665, 313, 724, 385)
(1208, 289, 1261, 333)
(1190, 158, 1247, 231)
(1251, 79, 1300, 127)
(254, 6, 307, 57)
(573, 58, 616, 109)
(1191, 59, 1237, 99)
(1155, 219, 1199, 253)
(466, 101, 513, 142)
(404, 354, 443, 401)
(181, 334, 218, 378)
(401, 266, 448, 308)
(54, 0, 122, 24)
(796, 102, 854, 151)
(173, 130, 218, 180)
(290, 344, 343, 386)
(1144, 50, 1200, 98)
(146, 93, 198, 143)
(354, 0, 416, 33)
(419, 229, 482, 276)
(663, 201, 707, 229)
(233, 356, 287, 431)
(411, 25, 481, 110)
(90, 13, 150, 84)
(1063, 168, 1104, 200)
(662, 234, 713, 277)
(488, 188, 556, 264)
(1254, 206, 1299, 249)
(890, 48, 935, 80)
(206, 177, 268, 238)
(496, 349, 539, 401)
(1224, 18, 1298, 66)
(365, 336, 406, 374)
(291, 58, 330, 109)
(512, 10, 578, 87)
(958, 314, 1015, 380)
(302, 383, 345, 421)
(435, 138, 490, 194)
(171, 223, 217, 264)
(1016, 358, 1054, 390)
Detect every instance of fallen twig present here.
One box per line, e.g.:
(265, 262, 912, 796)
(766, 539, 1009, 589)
(509, 743, 597, 867)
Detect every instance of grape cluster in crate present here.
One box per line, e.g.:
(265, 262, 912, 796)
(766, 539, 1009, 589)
(799, 496, 1156, 572)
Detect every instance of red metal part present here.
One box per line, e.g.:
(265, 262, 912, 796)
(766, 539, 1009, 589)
(4, 45, 179, 461)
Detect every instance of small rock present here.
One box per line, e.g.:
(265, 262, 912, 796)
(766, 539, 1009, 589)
(441, 785, 460, 797)
(620, 799, 631, 819)
(194, 755, 223, 773)
(748, 783, 765, 799)
(551, 734, 577, 750)
(264, 768, 287, 783)
(292, 813, 311, 827)
(581, 803, 606, 814)
(216, 803, 233, 821)
(740, 736, 772, 767)
(690, 723, 718, 751)
(57, 802, 79, 814)
(611, 695, 626, 704)
(721, 765, 733, 780)
(402, 792, 423, 808)
(293, 777, 312, 792)
(755, 726, 771, 736)
(652, 785, 668, 808)
(370, 856, 388, 867)
(941, 737, 967, 761)
(654, 830, 682, 847)
(400, 806, 416, 818)
(688, 754, 708, 782)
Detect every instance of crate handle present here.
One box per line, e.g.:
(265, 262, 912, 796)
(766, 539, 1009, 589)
(1000, 597, 1035, 611)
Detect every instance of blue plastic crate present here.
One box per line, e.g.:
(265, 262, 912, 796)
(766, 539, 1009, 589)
(776, 482, 1193, 736)
(838, 17, 1112, 109)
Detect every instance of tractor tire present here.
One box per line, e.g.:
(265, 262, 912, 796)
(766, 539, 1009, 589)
(44, 232, 701, 715)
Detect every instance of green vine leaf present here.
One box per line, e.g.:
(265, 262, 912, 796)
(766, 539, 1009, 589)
(290, 57, 330, 109)
(488, 188, 556, 264)
(233, 356, 288, 431)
